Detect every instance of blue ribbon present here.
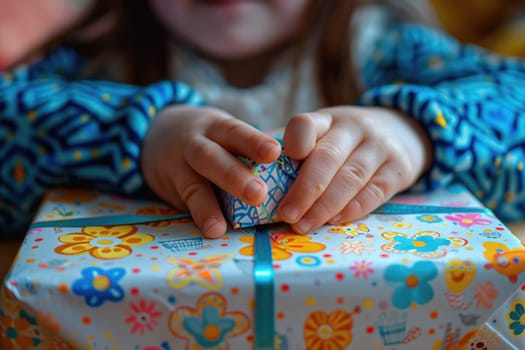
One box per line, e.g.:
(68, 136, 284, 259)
(373, 203, 488, 215)
(29, 203, 487, 229)
(253, 228, 275, 350)
(29, 214, 191, 228)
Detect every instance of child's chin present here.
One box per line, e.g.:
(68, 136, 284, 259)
(198, 0, 256, 6)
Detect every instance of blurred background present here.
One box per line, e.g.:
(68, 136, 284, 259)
(0, 0, 91, 69)
(0, 0, 524, 71)
(432, 0, 525, 57)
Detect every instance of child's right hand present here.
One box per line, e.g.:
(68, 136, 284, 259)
(141, 105, 282, 238)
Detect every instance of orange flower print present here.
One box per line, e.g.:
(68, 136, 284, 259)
(303, 310, 353, 350)
(166, 254, 234, 291)
(55, 225, 154, 259)
(239, 231, 325, 260)
(1, 310, 41, 350)
(46, 188, 97, 204)
(169, 292, 250, 350)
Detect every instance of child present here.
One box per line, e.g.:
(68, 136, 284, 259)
(1, 0, 524, 239)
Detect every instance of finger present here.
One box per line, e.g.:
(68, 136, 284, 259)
(207, 118, 282, 164)
(174, 166, 228, 239)
(329, 162, 407, 224)
(185, 137, 269, 205)
(282, 112, 332, 159)
(278, 125, 363, 225)
(290, 140, 387, 234)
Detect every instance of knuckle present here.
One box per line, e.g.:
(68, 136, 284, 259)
(364, 181, 388, 203)
(346, 198, 365, 219)
(339, 163, 368, 187)
(187, 140, 215, 161)
(316, 143, 344, 164)
(222, 118, 249, 137)
(356, 115, 378, 135)
(179, 182, 204, 205)
(295, 180, 326, 200)
(310, 199, 334, 220)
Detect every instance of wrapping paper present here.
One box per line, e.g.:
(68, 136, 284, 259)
(1, 184, 525, 350)
(220, 152, 300, 228)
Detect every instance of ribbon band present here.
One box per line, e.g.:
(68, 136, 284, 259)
(29, 214, 191, 228)
(374, 203, 488, 215)
(30, 203, 488, 228)
(254, 229, 275, 350)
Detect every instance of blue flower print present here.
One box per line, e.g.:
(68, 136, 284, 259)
(392, 235, 450, 253)
(384, 261, 438, 309)
(72, 266, 126, 307)
(184, 306, 236, 347)
(508, 300, 525, 336)
(416, 214, 443, 224)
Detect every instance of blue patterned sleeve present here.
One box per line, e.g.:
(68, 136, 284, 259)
(0, 49, 203, 235)
(359, 24, 525, 221)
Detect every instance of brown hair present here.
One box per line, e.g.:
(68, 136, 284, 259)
(29, 0, 434, 106)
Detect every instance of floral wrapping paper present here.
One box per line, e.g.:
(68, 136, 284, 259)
(1, 184, 525, 350)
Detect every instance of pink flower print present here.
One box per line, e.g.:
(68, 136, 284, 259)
(125, 299, 163, 335)
(349, 259, 374, 280)
(27, 228, 42, 235)
(444, 213, 491, 227)
(336, 240, 374, 255)
(473, 282, 499, 309)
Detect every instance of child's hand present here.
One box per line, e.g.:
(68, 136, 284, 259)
(141, 105, 282, 238)
(278, 106, 433, 234)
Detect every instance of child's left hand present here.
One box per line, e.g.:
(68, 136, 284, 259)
(277, 106, 433, 234)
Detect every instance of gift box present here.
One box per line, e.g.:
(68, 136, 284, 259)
(2, 184, 525, 350)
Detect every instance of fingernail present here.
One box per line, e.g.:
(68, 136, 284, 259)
(296, 218, 312, 234)
(245, 179, 265, 202)
(280, 204, 299, 222)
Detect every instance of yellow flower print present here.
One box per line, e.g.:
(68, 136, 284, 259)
(55, 225, 154, 259)
(166, 254, 234, 290)
(239, 231, 325, 261)
(328, 223, 369, 237)
(303, 310, 353, 350)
